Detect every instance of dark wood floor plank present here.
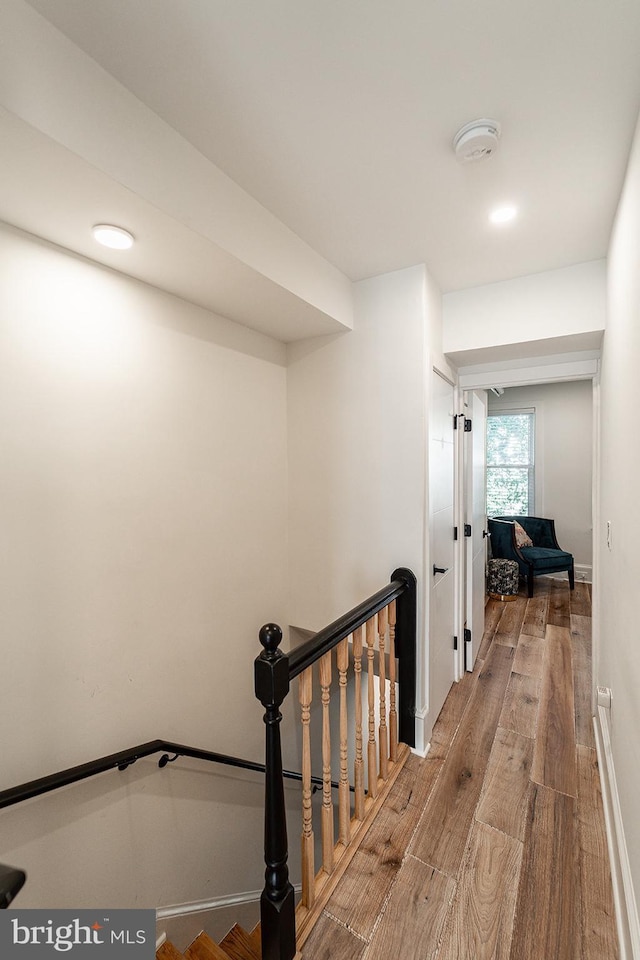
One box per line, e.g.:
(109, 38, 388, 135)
(509, 784, 581, 960)
(430, 658, 483, 761)
(572, 614, 595, 747)
(547, 578, 571, 628)
(577, 745, 619, 959)
(475, 727, 533, 841)
(571, 580, 592, 617)
(522, 594, 549, 638)
(499, 672, 540, 739)
(300, 913, 366, 960)
(512, 632, 544, 680)
(531, 624, 577, 797)
(494, 597, 527, 648)
(409, 643, 514, 877)
(478, 599, 506, 660)
(326, 753, 442, 938)
(363, 856, 455, 960)
(437, 821, 522, 960)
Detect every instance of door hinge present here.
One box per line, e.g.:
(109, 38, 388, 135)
(453, 635, 458, 650)
(464, 523, 472, 537)
(464, 417, 472, 432)
(464, 628, 472, 643)
(454, 526, 458, 540)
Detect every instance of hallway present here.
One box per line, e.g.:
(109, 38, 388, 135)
(300, 579, 618, 959)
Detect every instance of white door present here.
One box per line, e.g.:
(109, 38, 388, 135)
(429, 371, 456, 725)
(464, 390, 487, 670)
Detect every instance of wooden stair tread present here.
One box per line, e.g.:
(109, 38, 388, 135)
(157, 942, 186, 960)
(184, 931, 232, 960)
(247, 924, 261, 958)
(219, 924, 260, 960)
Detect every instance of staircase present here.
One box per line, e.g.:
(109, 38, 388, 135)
(160, 571, 417, 960)
(157, 924, 262, 960)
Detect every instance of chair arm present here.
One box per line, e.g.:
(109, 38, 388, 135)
(487, 519, 524, 564)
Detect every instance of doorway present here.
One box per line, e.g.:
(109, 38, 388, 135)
(460, 374, 596, 674)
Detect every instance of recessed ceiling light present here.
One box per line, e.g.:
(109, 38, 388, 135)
(92, 224, 135, 249)
(489, 205, 518, 225)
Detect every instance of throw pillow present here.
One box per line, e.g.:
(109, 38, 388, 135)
(513, 521, 533, 548)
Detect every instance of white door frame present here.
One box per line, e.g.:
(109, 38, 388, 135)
(454, 357, 600, 707)
(463, 389, 487, 671)
(453, 381, 466, 680)
(428, 367, 459, 720)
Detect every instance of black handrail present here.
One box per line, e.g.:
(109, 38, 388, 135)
(254, 567, 418, 960)
(288, 578, 407, 677)
(289, 567, 417, 746)
(0, 739, 331, 811)
(0, 862, 26, 909)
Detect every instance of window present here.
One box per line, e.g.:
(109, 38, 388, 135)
(486, 410, 535, 515)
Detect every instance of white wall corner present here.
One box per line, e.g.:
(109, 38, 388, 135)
(593, 705, 640, 959)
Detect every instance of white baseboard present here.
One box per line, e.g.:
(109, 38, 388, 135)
(594, 704, 640, 959)
(156, 885, 302, 949)
(575, 563, 592, 582)
(412, 705, 430, 757)
(542, 563, 592, 583)
(156, 888, 264, 922)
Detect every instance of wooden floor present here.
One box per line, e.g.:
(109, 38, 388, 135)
(300, 579, 619, 960)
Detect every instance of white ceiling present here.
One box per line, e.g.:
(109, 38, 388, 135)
(9, 0, 640, 321)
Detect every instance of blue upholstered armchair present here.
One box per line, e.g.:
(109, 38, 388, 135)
(487, 516, 575, 598)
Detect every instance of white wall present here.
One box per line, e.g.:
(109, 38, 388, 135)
(443, 259, 606, 363)
(598, 107, 640, 924)
(0, 224, 289, 907)
(287, 264, 437, 747)
(287, 265, 428, 631)
(488, 380, 593, 572)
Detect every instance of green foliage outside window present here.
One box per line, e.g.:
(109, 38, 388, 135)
(486, 412, 534, 515)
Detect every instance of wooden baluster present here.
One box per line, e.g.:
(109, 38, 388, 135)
(352, 625, 365, 820)
(388, 600, 398, 762)
(319, 651, 334, 874)
(378, 606, 388, 780)
(299, 666, 315, 908)
(337, 637, 351, 845)
(366, 616, 378, 798)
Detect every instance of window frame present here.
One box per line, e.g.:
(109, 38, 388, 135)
(486, 407, 536, 516)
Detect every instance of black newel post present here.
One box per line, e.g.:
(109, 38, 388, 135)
(255, 624, 296, 960)
(391, 567, 417, 748)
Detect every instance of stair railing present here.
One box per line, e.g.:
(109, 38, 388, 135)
(254, 567, 417, 960)
(0, 862, 26, 909)
(0, 739, 330, 812)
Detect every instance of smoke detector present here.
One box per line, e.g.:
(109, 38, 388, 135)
(453, 119, 501, 162)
